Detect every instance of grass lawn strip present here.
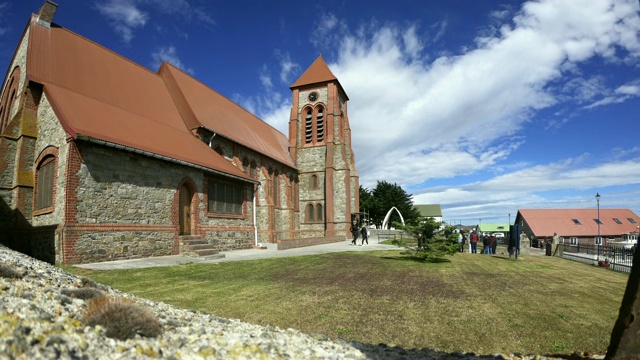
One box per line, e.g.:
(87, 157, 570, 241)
(64, 249, 627, 355)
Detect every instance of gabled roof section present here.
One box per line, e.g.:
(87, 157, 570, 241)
(414, 204, 442, 217)
(161, 63, 295, 168)
(518, 209, 640, 238)
(290, 55, 348, 99)
(25, 15, 253, 182)
(478, 223, 509, 232)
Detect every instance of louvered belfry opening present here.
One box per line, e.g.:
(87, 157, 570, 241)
(305, 108, 313, 143)
(316, 106, 324, 142)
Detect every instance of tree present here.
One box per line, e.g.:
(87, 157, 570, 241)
(394, 219, 459, 262)
(360, 181, 421, 228)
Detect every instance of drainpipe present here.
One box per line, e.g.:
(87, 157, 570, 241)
(253, 183, 260, 247)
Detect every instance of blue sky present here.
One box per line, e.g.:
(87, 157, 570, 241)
(1, 0, 639, 225)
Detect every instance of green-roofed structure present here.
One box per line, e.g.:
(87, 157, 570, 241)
(414, 204, 443, 223)
(477, 223, 509, 236)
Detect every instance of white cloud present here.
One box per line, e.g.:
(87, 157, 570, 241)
(413, 157, 640, 222)
(259, 65, 273, 89)
(96, 0, 148, 43)
(253, 0, 640, 221)
(151, 46, 193, 74)
(616, 83, 640, 96)
(95, 0, 215, 43)
(318, 0, 640, 193)
(275, 51, 299, 85)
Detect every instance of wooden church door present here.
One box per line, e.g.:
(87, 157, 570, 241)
(179, 184, 191, 235)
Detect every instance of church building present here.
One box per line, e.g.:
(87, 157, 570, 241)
(0, 1, 359, 264)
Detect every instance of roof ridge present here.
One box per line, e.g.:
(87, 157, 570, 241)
(43, 83, 192, 136)
(162, 63, 288, 137)
(42, 18, 162, 79)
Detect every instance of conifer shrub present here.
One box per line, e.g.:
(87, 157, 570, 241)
(0, 263, 23, 279)
(83, 296, 162, 340)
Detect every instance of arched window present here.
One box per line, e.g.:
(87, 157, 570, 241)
(35, 155, 55, 211)
(316, 204, 323, 222)
(250, 161, 257, 179)
(292, 175, 299, 211)
(302, 105, 326, 145)
(0, 66, 21, 131)
(272, 170, 279, 206)
(306, 203, 315, 222)
(310, 174, 318, 190)
(316, 106, 324, 142)
(304, 108, 313, 144)
(242, 157, 249, 174)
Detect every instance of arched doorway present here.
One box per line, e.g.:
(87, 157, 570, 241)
(179, 184, 192, 235)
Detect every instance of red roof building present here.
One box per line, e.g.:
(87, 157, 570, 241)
(515, 209, 640, 247)
(0, 2, 358, 264)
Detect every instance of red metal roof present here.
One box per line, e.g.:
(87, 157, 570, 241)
(160, 63, 294, 167)
(289, 55, 348, 99)
(517, 209, 640, 238)
(24, 15, 294, 181)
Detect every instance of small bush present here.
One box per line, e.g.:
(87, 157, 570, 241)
(83, 296, 161, 340)
(80, 277, 98, 288)
(79, 277, 110, 291)
(61, 287, 104, 300)
(0, 264, 23, 279)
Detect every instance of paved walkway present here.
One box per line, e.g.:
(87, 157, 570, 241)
(75, 240, 403, 271)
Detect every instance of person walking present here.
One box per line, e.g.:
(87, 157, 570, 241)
(350, 222, 359, 245)
(492, 234, 498, 254)
(457, 230, 464, 252)
(482, 234, 488, 254)
(360, 225, 369, 246)
(470, 231, 478, 254)
(485, 235, 495, 254)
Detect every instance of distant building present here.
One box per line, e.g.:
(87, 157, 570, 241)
(514, 209, 640, 247)
(477, 223, 509, 236)
(414, 204, 442, 224)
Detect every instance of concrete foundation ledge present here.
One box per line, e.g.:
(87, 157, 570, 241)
(277, 236, 345, 250)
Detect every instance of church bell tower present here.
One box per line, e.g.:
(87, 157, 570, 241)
(288, 55, 359, 238)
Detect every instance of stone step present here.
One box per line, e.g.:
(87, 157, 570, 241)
(192, 249, 220, 257)
(182, 239, 207, 246)
(179, 235, 204, 241)
(185, 244, 213, 251)
(200, 253, 226, 261)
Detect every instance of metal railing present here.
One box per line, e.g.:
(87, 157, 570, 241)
(560, 244, 635, 273)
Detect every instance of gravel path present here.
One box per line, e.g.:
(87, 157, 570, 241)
(0, 245, 602, 359)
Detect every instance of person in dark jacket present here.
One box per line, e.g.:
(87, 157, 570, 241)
(485, 235, 495, 254)
(351, 222, 359, 245)
(360, 225, 369, 246)
(482, 235, 488, 254)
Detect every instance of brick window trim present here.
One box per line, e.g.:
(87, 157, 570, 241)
(0, 66, 21, 131)
(204, 176, 249, 220)
(301, 104, 327, 148)
(304, 202, 324, 223)
(33, 146, 59, 216)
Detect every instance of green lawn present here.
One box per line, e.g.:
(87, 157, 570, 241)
(64, 250, 628, 355)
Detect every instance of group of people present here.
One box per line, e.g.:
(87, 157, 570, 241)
(351, 222, 369, 246)
(457, 230, 497, 254)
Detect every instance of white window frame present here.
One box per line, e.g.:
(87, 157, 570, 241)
(570, 237, 578, 245)
(595, 236, 602, 245)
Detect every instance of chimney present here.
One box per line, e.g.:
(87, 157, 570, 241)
(36, 1, 58, 28)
